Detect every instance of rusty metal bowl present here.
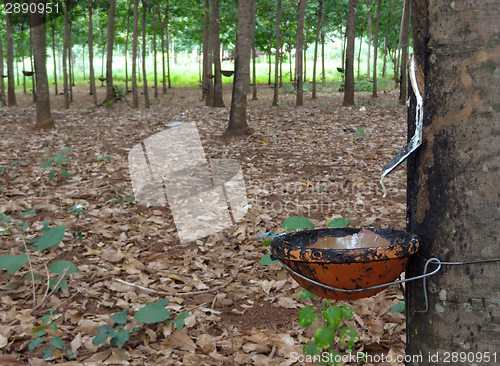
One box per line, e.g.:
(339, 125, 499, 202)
(270, 228, 419, 300)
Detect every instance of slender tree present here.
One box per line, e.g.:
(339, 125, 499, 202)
(132, 0, 139, 108)
(105, 0, 117, 104)
(399, 0, 410, 103)
(21, 26, 26, 95)
(272, 0, 281, 106)
(211, 0, 224, 107)
(295, 0, 306, 106)
(366, 0, 373, 78)
(152, 4, 158, 98)
(4, 2, 17, 106)
(343, 0, 357, 105)
(382, 0, 395, 77)
(251, 0, 257, 100)
(51, 21, 58, 95)
(321, 31, 325, 84)
(142, 0, 150, 108)
(202, 0, 209, 100)
(226, 0, 254, 136)
(125, 0, 132, 93)
(68, 21, 73, 102)
(357, 19, 365, 80)
(312, 0, 323, 100)
(62, 0, 70, 109)
(158, 3, 167, 94)
(88, 0, 97, 104)
(29, 0, 54, 128)
(0, 25, 6, 106)
(371, 0, 381, 97)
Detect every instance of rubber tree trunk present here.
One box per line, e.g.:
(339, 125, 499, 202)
(272, 0, 281, 106)
(159, 4, 167, 94)
(201, 0, 209, 99)
(321, 31, 325, 84)
(398, 0, 410, 103)
(0, 34, 5, 106)
(125, 0, 132, 94)
(211, 0, 224, 107)
(366, 0, 373, 78)
(295, 0, 306, 106)
(105, 0, 117, 104)
(226, 0, 254, 136)
(30, 0, 54, 129)
(29, 29, 36, 102)
(205, 0, 213, 106)
(357, 20, 365, 81)
(4, 4, 17, 106)
(312, 0, 323, 100)
(343, 0, 357, 106)
(88, 0, 97, 104)
(132, 0, 139, 108)
(406, 0, 500, 362)
(251, 0, 257, 100)
(371, 0, 381, 98)
(68, 21, 73, 102)
(382, 0, 395, 77)
(51, 23, 58, 96)
(152, 4, 158, 98)
(142, 0, 150, 108)
(21, 27, 26, 95)
(63, 0, 70, 109)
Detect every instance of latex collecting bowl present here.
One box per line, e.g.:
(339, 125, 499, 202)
(270, 228, 419, 300)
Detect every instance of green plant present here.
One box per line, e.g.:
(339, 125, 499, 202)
(40, 148, 71, 181)
(98, 152, 114, 162)
(28, 307, 75, 360)
(67, 203, 86, 216)
(114, 86, 126, 101)
(299, 301, 360, 365)
(93, 300, 190, 348)
(107, 186, 135, 206)
(353, 127, 366, 138)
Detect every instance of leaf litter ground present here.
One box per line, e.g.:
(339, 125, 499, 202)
(0, 84, 409, 365)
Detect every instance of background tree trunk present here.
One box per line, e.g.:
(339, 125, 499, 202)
(152, 4, 158, 98)
(226, 0, 254, 136)
(406, 0, 500, 362)
(371, 0, 381, 98)
(88, 0, 97, 104)
(29, 29, 36, 102)
(142, 0, 150, 108)
(295, 0, 306, 106)
(30, 0, 54, 129)
(4, 4, 17, 106)
(104, 0, 116, 104)
(202, 0, 209, 100)
(211, 0, 224, 107)
(343, 0, 357, 106)
(251, 0, 257, 100)
(21, 27, 26, 95)
(366, 0, 373, 78)
(382, 0, 395, 77)
(272, 0, 281, 106)
(158, 4, 167, 95)
(68, 21, 73, 101)
(205, 0, 213, 106)
(398, 0, 409, 103)
(125, 0, 132, 94)
(132, 0, 139, 108)
(0, 34, 5, 106)
(312, 0, 323, 100)
(165, 1, 171, 89)
(51, 22, 58, 96)
(321, 31, 325, 84)
(357, 20, 365, 80)
(63, 0, 70, 109)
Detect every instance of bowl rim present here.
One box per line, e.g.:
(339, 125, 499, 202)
(270, 227, 420, 264)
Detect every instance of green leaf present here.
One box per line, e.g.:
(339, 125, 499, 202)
(389, 301, 406, 314)
(0, 255, 30, 274)
(327, 350, 343, 366)
(110, 309, 128, 325)
(157, 299, 169, 307)
(261, 240, 271, 246)
(49, 307, 57, 315)
(50, 336, 64, 349)
(49, 278, 68, 292)
(298, 290, 317, 300)
(61, 170, 70, 179)
(111, 329, 130, 348)
(41, 160, 54, 169)
(36, 225, 66, 251)
(314, 326, 336, 349)
(322, 306, 343, 329)
(282, 216, 315, 231)
(303, 340, 322, 356)
(48, 169, 55, 181)
(259, 252, 278, 265)
(298, 305, 317, 327)
(54, 153, 68, 165)
(93, 332, 108, 346)
(134, 303, 172, 323)
(340, 304, 354, 319)
(326, 218, 351, 228)
(317, 185, 326, 193)
(339, 326, 359, 348)
(43, 347, 54, 359)
(28, 337, 45, 351)
(24, 273, 41, 281)
(48, 260, 78, 275)
(172, 312, 191, 331)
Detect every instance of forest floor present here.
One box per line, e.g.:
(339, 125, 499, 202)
(0, 83, 409, 365)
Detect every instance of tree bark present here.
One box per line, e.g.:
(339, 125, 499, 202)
(165, 1, 171, 89)
(88, 0, 97, 104)
(63, 0, 70, 109)
(398, 0, 409, 103)
(0, 33, 5, 106)
(201, 0, 209, 99)
(371, 0, 381, 98)
(125, 0, 132, 94)
(321, 31, 325, 84)
(4, 3, 17, 106)
(152, 4, 158, 98)
(211, 0, 224, 107)
(21, 27, 26, 95)
(205, 0, 213, 106)
(272, 0, 281, 106)
(30, 0, 54, 129)
(142, 0, 150, 108)
(68, 21, 73, 101)
(132, 0, 139, 108)
(312, 0, 323, 100)
(295, 0, 306, 106)
(104, 0, 117, 104)
(357, 19, 365, 80)
(29, 28, 36, 102)
(382, 0, 395, 77)
(251, 0, 257, 100)
(158, 4, 167, 95)
(366, 0, 373, 78)
(406, 0, 500, 362)
(343, 0, 357, 106)
(226, 0, 254, 136)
